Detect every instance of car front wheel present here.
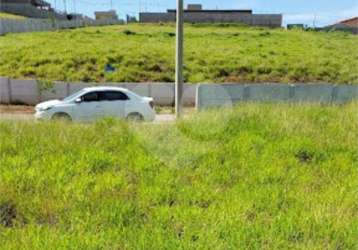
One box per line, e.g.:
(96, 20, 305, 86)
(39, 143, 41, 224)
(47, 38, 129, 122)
(52, 113, 72, 122)
(126, 112, 144, 122)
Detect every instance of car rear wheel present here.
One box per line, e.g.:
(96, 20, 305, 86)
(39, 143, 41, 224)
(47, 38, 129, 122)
(52, 113, 72, 122)
(127, 112, 144, 122)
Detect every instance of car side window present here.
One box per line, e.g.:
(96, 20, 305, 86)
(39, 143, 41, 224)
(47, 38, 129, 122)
(82, 92, 99, 102)
(104, 91, 129, 101)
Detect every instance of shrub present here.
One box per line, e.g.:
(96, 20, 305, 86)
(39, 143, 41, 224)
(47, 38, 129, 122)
(122, 29, 136, 35)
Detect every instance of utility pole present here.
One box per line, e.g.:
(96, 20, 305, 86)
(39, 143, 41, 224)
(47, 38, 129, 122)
(313, 13, 317, 29)
(63, 0, 67, 13)
(73, 0, 77, 13)
(175, 0, 184, 118)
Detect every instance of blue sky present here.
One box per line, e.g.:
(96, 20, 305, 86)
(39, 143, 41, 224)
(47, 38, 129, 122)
(47, 0, 358, 27)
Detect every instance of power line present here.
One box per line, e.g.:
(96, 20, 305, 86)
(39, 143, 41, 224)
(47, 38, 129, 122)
(63, 0, 67, 13)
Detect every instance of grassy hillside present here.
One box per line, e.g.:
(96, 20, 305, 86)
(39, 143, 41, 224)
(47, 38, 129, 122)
(0, 12, 26, 20)
(0, 24, 357, 84)
(0, 103, 357, 249)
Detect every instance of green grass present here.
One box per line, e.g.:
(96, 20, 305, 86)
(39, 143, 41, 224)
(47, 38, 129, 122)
(0, 12, 26, 20)
(0, 23, 357, 84)
(0, 103, 357, 249)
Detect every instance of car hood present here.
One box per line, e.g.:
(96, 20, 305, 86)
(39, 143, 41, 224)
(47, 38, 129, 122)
(36, 100, 62, 110)
(142, 97, 154, 102)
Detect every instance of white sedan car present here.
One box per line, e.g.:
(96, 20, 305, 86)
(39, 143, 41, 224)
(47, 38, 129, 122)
(35, 87, 156, 122)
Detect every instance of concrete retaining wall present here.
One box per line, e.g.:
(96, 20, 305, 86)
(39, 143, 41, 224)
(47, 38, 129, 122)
(335, 85, 358, 103)
(140, 13, 175, 23)
(10, 79, 39, 104)
(1, 78, 357, 108)
(0, 78, 196, 106)
(0, 77, 10, 104)
(139, 12, 282, 27)
(40, 81, 69, 102)
(0, 18, 123, 35)
(196, 84, 358, 109)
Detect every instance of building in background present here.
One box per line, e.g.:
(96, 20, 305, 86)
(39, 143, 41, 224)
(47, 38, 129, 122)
(0, 0, 67, 19)
(322, 17, 358, 34)
(287, 24, 305, 30)
(126, 15, 137, 23)
(140, 4, 282, 28)
(339, 17, 358, 27)
(95, 10, 118, 21)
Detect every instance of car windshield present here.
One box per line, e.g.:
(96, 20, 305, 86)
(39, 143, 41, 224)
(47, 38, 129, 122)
(62, 89, 86, 102)
(126, 90, 141, 100)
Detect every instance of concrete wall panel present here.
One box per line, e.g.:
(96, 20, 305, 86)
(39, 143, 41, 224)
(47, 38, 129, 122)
(292, 84, 333, 103)
(196, 84, 358, 109)
(0, 18, 123, 35)
(196, 84, 239, 108)
(334, 85, 358, 103)
(247, 84, 291, 102)
(10, 79, 39, 105)
(223, 84, 246, 101)
(125, 83, 151, 97)
(40, 82, 68, 102)
(68, 82, 93, 95)
(0, 77, 10, 104)
(183, 84, 196, 106)
(198, 84, 244, 101)
(151, 83, 174, 106)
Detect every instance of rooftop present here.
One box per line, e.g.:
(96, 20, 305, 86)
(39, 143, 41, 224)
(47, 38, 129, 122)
(339, 17, 358, 26)
(32, 0, 51, 7)
(0, 0, 51, 6)
(166, 3, 252, 14)
(94, 10, 117, 15)
(167, 9, 253, 13)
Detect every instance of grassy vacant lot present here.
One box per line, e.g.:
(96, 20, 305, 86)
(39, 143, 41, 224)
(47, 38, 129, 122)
(0, 103, 357, 249)
(0, 12, 26, 20)
(0, 23, 357, 84)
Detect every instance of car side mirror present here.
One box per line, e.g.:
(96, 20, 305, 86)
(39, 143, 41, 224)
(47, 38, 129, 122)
(75, 98, 82, 104)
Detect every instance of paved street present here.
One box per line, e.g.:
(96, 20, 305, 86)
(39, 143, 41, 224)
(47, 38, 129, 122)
(0, 112, 176, 122)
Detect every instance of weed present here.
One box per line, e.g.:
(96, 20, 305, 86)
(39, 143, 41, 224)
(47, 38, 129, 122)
(166, 32, 176, 37)
(0, 202, 17, 227)
(0, 24, 356, 83)
(295, 149, 314, 163)
(0, 103, 357, 249)
(122, 29, 136, 35)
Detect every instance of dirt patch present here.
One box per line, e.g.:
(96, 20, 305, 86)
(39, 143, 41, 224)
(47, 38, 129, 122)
(155, 106, 195, 115)
(0, 105, 34, 114)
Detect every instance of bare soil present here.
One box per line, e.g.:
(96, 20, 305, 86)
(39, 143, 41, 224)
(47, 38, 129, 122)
(0, 105, 34, 114)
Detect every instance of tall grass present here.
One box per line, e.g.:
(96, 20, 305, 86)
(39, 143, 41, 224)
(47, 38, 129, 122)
(0, 103, 357, 249)
(0, 23, 357, 84)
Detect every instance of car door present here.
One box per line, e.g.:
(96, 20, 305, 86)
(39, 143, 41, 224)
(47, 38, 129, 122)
(100, 91, 129, 119)
(75, 91, 104, 121)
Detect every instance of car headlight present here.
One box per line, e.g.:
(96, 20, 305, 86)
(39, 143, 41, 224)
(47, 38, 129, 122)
(38, 106, 53, 112)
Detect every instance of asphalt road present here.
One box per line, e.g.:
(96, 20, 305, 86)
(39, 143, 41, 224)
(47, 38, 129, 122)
(0, 113, 176, 122)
